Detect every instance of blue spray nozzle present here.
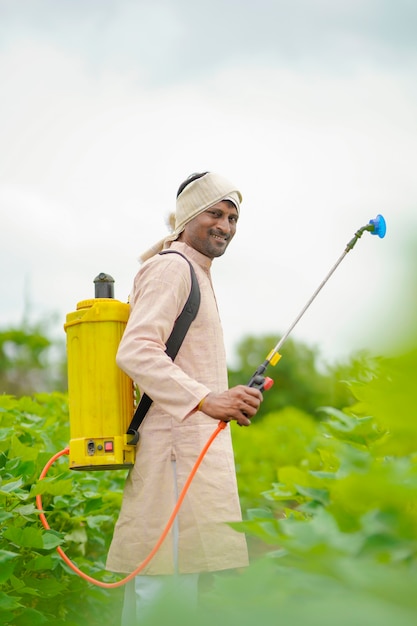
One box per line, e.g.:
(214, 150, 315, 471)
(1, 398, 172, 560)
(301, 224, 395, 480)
(368, 214, 386, 238)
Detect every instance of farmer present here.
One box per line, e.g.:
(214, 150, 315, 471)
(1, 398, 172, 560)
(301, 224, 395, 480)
(106, 171, 263, 623)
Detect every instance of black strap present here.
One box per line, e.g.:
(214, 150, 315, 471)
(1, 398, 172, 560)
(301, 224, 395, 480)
(126, 251, 201, 443)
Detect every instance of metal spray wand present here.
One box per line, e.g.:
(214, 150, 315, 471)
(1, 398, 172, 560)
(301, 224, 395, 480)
(247, 214, 387, 391)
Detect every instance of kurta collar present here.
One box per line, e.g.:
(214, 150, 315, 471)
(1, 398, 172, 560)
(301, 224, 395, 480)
(167, 241, 212, 272)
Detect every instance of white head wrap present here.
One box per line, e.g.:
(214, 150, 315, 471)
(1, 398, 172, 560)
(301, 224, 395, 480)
(140, 172, 242, 262)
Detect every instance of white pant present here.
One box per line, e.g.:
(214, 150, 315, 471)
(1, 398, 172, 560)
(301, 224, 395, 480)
(121, 573, 199, 625)
(121, 461, 199, 625)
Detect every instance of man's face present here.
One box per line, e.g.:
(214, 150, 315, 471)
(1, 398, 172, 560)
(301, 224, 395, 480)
(178, 200, 239, 259)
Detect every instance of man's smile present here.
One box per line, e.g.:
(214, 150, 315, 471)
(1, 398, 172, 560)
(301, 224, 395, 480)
(210, 232, 229, 242)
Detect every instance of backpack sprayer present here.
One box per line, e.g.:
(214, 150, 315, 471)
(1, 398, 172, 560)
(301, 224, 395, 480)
(35, 213, 386, 588)
(64, 273, 135, 471)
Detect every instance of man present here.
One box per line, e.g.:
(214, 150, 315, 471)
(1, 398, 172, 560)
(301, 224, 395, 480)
(106, 171, 263, 623)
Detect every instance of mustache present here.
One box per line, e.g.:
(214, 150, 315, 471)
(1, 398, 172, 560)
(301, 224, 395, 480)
(209, 229, 231, 241)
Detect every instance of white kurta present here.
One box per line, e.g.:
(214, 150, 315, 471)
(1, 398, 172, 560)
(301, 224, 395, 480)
(106, 241, 249, 575)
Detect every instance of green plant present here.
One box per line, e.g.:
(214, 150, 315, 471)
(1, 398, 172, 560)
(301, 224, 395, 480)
(0, 393, 126, 626)
(3, 345, 417, 626)
(219, 347, 417, 625)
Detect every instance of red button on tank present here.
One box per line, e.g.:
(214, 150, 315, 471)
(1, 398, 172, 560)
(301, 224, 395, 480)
(104, 441, 114, 452)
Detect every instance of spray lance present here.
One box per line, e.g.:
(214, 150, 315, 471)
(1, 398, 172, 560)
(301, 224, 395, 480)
(246, 214, 387, 392)
(35, 213, 386, 588)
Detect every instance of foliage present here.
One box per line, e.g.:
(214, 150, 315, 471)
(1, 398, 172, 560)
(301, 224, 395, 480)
(232, 406, 320, 510)
(0, 393, 126, 626)
(2, 336, 417, 624)
(124, 345, 417, 625)
(0, 322, 67, 396)
(218, 346, 417, 626)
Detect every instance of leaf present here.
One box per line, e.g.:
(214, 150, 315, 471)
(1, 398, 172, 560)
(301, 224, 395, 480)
(15, 502, 39, 517)
(85, 514, 112, 530)
(0, 549, 18, 583)
(296, 486, 330, 506)
(9, 574, 26, 591)
(230, 518, 282, 545)
(4, 525, 44, 549)
(42, 530, 65, 550)
(246, 508, 275, 521)
(0, 477, 24, 492)
(263, 483, 299, 501)
(31, 476, 74, 496)
(12, 607, 48, 626)
(283, 507, 306, 521)
(22, 575, 66, 598)
(25, 554, 55, 571)
(0, 591, 22, 610)
(65, 527, 88, 545)
(0, 549, 19, 564)
(10, 435, 39, 462)
(0, 509, 13, 523)
(0, 559, 17, 583)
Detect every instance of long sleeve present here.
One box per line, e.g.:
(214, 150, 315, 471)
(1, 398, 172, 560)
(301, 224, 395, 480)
(116, 250, 211, 421)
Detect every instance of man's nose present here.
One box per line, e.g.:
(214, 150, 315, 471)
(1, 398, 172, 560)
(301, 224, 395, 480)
(217, 215, 232, 232)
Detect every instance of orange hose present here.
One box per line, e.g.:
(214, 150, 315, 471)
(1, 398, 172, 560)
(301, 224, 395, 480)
(36, 420, 227, 588)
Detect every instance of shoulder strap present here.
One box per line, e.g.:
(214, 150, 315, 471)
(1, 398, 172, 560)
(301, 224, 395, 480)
(127, 251, 201, 442)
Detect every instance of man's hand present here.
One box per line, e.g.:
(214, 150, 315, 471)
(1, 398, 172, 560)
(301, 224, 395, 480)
(199, 385, 263, 426)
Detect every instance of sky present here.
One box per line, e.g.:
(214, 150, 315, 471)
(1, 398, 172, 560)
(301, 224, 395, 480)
(1, 0, 417, 369)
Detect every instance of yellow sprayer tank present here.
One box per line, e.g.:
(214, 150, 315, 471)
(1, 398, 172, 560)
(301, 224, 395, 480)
(64, 273, 135, 470)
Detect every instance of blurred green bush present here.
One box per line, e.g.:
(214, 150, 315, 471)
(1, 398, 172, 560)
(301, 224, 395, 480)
(0, 393, 126, 625)
(2, 344, 417, 625)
